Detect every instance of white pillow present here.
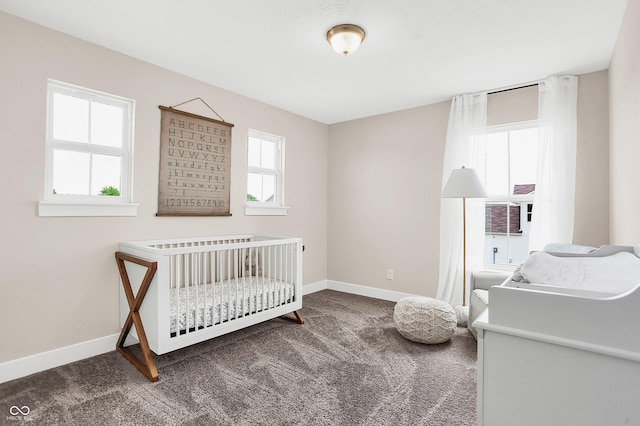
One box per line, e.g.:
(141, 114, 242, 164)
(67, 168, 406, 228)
(519, 251, 640, 294)
(542, 243, 596, 254)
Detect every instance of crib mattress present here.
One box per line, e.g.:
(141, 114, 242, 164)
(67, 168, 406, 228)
(169, 277, 294, 334)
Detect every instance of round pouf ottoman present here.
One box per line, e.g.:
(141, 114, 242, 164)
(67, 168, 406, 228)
(393, 296, 457, 344)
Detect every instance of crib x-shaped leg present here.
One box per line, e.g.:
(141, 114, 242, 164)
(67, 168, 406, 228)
(115, 252, 159, 382)
(281, 310, 305, 324)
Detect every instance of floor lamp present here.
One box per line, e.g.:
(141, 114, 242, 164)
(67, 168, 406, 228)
(441, 166, 487, 309)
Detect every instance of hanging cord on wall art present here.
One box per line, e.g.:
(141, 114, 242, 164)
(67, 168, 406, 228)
(169, 97, 226, 122)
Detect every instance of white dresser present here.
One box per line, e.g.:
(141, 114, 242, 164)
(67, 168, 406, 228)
(474, 282, 640, 426)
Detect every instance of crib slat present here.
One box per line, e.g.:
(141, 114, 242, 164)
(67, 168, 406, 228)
(281, 244, 285, 307)
(207, 250, 212, 327)
(226, 248, 231, 323)
(266, 245, 270, 309)
(176, 254, 181, 335)
(190, 252, 195, 333)
(228, 248, 231, 319)
(188, 252, 192, 333)
(202, 251, 207, 329)
(196, 251, 201, 331)
(185, 252, 190, 334)
(170, 254, 175, 336)
(243, 247, 247, 318)
(235, 248, 238, 319)
(234, 248, 239, 320)
(217, 250, 222, 325)
(248, 247, 254, 314)
(287, 243, 291, 302)
(284, 244, 288, 305)
(260, 246, 265, 312)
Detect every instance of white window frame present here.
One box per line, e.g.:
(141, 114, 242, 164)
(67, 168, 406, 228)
(245, 129, 288, 216)
(480, 120, 539, 270)
(39, 80, 138, 217)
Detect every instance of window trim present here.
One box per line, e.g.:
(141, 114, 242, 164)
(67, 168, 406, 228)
(482, 119, 539, 134)
(245, 129, 288, 216)
(38, 202, 139, 217)
(39, 80, 137, 217)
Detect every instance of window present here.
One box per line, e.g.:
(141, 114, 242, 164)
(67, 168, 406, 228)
(479, 122, 539, 266)
(39, 80, 136, 216)
(245, 129, 288, 216)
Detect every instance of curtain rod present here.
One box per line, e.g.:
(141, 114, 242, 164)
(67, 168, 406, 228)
(488, 82, 539, 95)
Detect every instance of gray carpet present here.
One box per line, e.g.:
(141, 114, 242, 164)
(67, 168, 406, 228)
(1, 290, 477, 425)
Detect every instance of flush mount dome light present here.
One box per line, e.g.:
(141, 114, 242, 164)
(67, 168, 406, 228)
(326, 24, 366, 56)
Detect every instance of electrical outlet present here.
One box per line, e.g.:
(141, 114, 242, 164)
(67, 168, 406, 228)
(386, 269, 394, 280)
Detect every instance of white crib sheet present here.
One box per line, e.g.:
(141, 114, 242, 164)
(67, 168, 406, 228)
(169, 277, 294, 334)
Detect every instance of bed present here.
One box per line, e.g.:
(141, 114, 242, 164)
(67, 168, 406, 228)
(474, 245, 640, 425)
(115, 234, 303, 381)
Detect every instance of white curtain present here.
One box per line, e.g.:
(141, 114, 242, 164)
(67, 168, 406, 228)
(437, 92, 487, 306)
(529, 76, 578, 251)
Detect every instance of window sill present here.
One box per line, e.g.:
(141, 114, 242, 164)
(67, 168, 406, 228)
(38, 201, 139, 217)
(481, 264, 518, 273)
(244, 205, 289, 216)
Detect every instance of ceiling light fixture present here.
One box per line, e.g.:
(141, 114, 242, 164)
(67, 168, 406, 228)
(326, 24, 366, 56)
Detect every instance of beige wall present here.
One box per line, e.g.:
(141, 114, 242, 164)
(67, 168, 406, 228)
(0, 12, 328, 362)
(487, 84, 538, 125)
(327, 72, 610, 296)
(609, 0, 640, 244)
(575, 70, 610, 246)
(327, 103, 450, 297)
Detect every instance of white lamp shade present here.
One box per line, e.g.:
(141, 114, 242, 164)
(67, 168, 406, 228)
(441, 167, 487, 198)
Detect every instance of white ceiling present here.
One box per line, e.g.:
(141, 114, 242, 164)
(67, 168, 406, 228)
(0, 0, 628, 124)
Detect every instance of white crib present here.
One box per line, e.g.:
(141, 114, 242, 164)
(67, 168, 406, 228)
(115, 234, 303, 381)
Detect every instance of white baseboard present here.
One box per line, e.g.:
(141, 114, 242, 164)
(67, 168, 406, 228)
(0, 334, 119, 384)
(302, 280, 328, 295)
(325, 280, 415, 302)
(304, 279, 415, 302)
(2, 280, 414, 384)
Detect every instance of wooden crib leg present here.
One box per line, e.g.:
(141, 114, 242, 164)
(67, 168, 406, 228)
(293, 310, 305, 324)
(115, 252, 159, 382)
(281, 310, 305, 324)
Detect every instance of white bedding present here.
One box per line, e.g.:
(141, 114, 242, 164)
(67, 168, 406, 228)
(519, 251, 640, 295)
(170, 277, 294, 334)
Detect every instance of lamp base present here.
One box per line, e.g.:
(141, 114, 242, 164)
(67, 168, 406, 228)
(454, 305, 469, 327)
